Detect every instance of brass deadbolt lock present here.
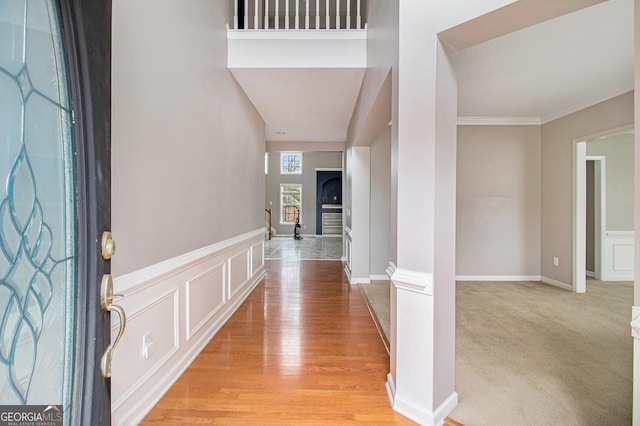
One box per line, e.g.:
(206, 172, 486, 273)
(101, 231, 116, 260)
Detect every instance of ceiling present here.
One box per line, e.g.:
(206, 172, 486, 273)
(237, 0, 633, 142)
(231, 67, 365, 142)
(455, 0, 633, 122)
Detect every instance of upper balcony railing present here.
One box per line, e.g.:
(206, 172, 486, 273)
(233, 0, 364, 31)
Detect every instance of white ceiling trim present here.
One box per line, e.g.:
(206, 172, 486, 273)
(457, 117, 541, 126)
(539, 84, 634, 124)
(227, 28, 367, 40)
(458, 84, 634, 126)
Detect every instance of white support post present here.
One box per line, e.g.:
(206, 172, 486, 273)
(336, 0, 340, 29)
(244, 0, 248, 29)
(316, 0, 320, 29)
(346, 0, 350, 29)
(254, 0, 259, 29)
(275, 0, 279, 29)
(295, 0, 300, 29)
(326, 0, 330, 29)
(305, 0, 310, 29)
(286, 0, 290, 29)
(264, 0, 269, 29)
(357, 0, 361, 29)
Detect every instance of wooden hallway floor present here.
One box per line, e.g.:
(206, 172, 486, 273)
(141, 259, 417, 425)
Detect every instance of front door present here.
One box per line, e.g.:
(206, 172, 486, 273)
(0, 0, 112, 424)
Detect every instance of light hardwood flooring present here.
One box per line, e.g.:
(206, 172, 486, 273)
(142, 259, 419, 425)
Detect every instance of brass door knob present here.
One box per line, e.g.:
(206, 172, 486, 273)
(101, 231, 116, 260)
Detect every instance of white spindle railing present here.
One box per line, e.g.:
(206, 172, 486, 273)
(234, 0, 363, 30)
(325, 0, 330, 30)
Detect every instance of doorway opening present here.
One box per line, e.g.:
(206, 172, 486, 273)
(574, 127, 635, 292)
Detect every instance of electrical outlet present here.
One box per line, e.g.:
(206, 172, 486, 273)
(142, 332, 155, 359)
(553, 257, 559, 266)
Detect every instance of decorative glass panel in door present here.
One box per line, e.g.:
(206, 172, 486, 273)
(0, 0, 75, 419)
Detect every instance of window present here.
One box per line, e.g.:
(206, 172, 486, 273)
(265, 152, 269, 174)
(280, 184, 302, 224)
(281, 152, 302, 174)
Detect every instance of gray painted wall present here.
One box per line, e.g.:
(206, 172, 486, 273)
(587, 132, 635, 231)
(265, 151, 342, 236)
(111, 0, 265, 275)
(370, 126, 391, 276)
(541, 92, 634, 285)
(456, 125, 541, 277)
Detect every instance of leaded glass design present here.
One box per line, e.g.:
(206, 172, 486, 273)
(0, 0, 76, 419)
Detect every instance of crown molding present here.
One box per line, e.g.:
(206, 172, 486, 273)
(457, 117, 541, 126)
(458, 86, 634, 126)
(540, 85, 634, 124)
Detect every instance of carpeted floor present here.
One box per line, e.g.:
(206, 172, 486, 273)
(360, 281, 391, 342)
(360, 279, 633, 425)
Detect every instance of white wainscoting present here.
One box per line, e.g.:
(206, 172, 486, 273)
(603, 231, 634, 281)
(344, 226, 353, 281)
(111, 228, 266, 425)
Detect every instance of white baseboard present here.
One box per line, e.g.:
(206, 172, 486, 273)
(586, 270, 596, 278)
(370, 274, 390, 281)
(386, 373, 458, 426)
(343, 264, 370, 284)
(456, 275, 541, 282)
(111, 229, 265, 425)
(344, 263, 352, 282)
(540, 276, 573, 291)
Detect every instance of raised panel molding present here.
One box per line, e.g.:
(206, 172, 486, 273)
(112, 289, 179, 411)
(603, 231, 634, 281)
(186, 263, 226, 340)
(251, 241, 264, 276)
(111, 228, 266, 425)
(229, 250, 250, 298)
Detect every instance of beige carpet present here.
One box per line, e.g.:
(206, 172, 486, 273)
(360, 281, 390, 341)
(361, 279, 633, 425)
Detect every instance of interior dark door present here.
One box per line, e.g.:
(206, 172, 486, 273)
(316, 171, 342, 235)
(0, 0, 111, 423)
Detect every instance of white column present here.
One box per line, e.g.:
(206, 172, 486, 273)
(345, 146, 370, 284)
(386, 1, 458, 424)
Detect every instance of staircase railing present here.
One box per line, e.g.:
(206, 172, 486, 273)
(265, 208, 273, 240)
(234, 0, 363, 30)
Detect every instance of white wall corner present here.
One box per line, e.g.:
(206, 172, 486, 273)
(370, 274, 390, 281)
(391, 267, 433, 295)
